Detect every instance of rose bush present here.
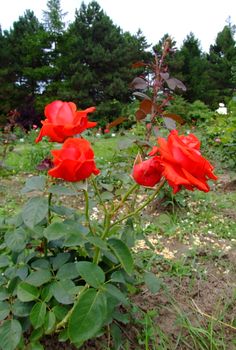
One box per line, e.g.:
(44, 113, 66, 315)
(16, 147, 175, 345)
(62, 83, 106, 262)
(0, 98, 218, 350)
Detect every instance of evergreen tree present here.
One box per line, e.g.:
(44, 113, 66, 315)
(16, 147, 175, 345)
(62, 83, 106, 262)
(2, 10, 51, 126)
(169, 33, 210, 103)
(207, 24, 236, 107)
(0, 26, 17, 123)
(43, 0, 67, 36)
(54, 1, 149, 122)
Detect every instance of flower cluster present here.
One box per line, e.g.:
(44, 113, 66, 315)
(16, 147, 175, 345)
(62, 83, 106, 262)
(36, 100, 99, 182)
(132, 130, 217, 193)
(36, 101, 217, 193)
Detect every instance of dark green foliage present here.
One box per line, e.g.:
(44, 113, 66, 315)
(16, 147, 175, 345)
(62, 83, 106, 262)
(42, 0, 67, 35)
(0, 10, 51, 127)
(206, 25, 236, 108)
(54, 1, 150, 122)
(168, 33, 210, 103)
(0, 1, 236, 127)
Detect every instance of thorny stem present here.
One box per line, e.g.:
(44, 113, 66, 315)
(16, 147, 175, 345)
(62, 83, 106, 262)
(111, 183, 139, 218)
(93, 182, 139, 264)
(91, 177, 108, 217)
(48, 192, 53, 224)
(94, 179, 165, 263)
(44, 192, 53, 257)
(91, 177, 112, 263)
(83, 188, 94, 234)
(110, 178, 166, 228)
(93, 211, 110, 264)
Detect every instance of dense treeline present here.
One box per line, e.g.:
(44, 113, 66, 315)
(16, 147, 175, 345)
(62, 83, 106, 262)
(0, 0, 235, 127)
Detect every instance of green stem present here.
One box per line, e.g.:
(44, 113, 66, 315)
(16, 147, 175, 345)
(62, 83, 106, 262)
(110, 178, 166, 228)
(93, 211, 111, 264)
(91, 177, 108, 216)
(48, 192, 52, 224)
(44, 192, 53, 257)
(111, 183, 139, 217)
(83, 188, 94, 234)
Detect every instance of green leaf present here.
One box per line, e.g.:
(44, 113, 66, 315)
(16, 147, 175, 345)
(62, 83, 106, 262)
(50, 205, 75, 217)
(25, 269, 51, 287)
(63, 232, 85, 247)
(44, 222, 68, 241)
(21, 176, 46, 194)
(100, 191, 114, 201)
(0, 255, 10, 268)
(41, 285, 53, 302)
(86, 236, 108, 250)
(22, 197, 48, 228)
(0, 301, 10, 321)
(0, 319, 22, 350)
(5, 228, 27, 252)
(2, 267, 15, 280)
(30, 301, 47, 329)
(105, 283, 129, 306)
(29, 327, 44, 343)
(58, 328, 69, 342)
(113, 311, 130, 324)
(28, 342, 44, 350)
(144, 272, 162, 294)
(16, 265, 28, 280)
(108, 238, 133, 274)
(12, 300, 32, 317)
(7, 277, 19, 295)
(44, 310, 56, 334)
(31, 259, 50, 270)
(111, 323, 122, 350)
(17, 282, 40, 302)
(52, 305, 69, 321)
(121, 218, 135, 248)
(48, 185, 75, 196)
(51, 252, 70, 270)
(68, 289, 107, 344)
(56, 263, 80, 280)
(100, 183, 114, 192)
(111, 270, 126, 284)
(76, 262, 105, 288)
(0, 287, 9, 301)
(0, 276, 5, 287)
(51, 280, 75, 305)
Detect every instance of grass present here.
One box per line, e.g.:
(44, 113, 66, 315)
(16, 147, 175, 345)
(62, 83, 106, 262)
(0, 129, 236, 349)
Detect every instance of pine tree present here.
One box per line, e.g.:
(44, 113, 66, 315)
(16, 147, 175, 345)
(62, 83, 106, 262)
(42, 0, 67, 36)
(54, 1, 149, 122)
(1, 10, 51, 126)
(207, 23, 236, 107)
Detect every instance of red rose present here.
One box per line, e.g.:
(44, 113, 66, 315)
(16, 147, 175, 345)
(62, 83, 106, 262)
(35, 100, 97, 143)
(132, 154, 163, 187)
(150, 130, 217, 193)
(48, 138, 100, 182)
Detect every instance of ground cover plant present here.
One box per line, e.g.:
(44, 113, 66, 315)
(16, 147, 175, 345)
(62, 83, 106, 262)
(0, 38, 236, 350)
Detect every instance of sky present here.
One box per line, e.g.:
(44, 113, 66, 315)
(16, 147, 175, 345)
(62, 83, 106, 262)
(0, 0, 235, 52)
